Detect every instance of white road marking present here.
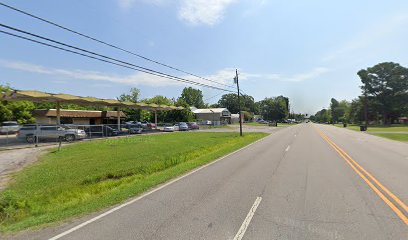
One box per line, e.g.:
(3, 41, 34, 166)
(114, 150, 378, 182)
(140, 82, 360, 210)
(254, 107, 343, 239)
(233, 197, 262, 240)
(285, 145, 290, 152)
(48, 135, 271, 240)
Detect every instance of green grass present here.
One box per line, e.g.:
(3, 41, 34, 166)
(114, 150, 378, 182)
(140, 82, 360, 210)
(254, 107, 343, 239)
(0, 132, 267, 232)
(371, 133, 408, 142)
(334, 124, 408, 132)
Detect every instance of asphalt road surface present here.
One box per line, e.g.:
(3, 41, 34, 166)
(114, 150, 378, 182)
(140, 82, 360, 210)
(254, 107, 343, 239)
(12, 123, 408, 240)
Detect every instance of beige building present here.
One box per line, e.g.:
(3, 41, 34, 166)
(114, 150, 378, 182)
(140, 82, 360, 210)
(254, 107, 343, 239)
(192, 108, 231, 125)
(32, 109, 126, 125)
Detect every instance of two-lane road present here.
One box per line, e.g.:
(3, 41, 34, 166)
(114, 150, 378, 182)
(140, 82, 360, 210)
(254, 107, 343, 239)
(15, 123, 407, 240)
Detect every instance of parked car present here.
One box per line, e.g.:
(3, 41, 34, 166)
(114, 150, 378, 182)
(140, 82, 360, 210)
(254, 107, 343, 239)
(125, 123, 143, 134)
(187, 122, 199, 130)
(85, 125, 119, 137)
(0, 121, 20, 134)
(204, 120, 212, 125)
(17, 125, 87, 143)
(140, 121, 156, 130)
(178, 122, 189, 131)
(163, 123, 178, 132)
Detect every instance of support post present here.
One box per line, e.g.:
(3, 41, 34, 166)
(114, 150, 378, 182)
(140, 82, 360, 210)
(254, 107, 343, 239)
(56, 101, 61, 125)
(154, 110, 158, 129)
(117, 109, 121, 132)
(234, 69, 243, 136)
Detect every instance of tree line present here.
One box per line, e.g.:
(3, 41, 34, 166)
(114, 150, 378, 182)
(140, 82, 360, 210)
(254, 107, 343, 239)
(119, 87, 293, 123)
(311, 62, 408, 125)
(0, 84, 293, 124)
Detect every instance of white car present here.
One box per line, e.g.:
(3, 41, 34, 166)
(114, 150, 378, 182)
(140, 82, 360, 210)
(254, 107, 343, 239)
(0, 121, 20, 134)
(163, 124, 179, 132)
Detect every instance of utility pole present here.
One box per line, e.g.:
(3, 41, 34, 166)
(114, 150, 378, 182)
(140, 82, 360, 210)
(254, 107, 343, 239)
(234, 69, 243, 136)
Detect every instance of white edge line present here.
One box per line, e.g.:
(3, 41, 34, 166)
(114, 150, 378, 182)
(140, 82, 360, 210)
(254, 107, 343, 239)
(285, 145, 290, 152)
(233, 197, 263, 240)
(48, 134, 271, 240)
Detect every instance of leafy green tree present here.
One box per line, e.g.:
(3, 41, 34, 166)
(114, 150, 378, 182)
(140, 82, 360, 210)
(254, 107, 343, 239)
(166, 98, 195, 122)
(313, 108, 331, 123)
(330, 98, 340, 122)
(358, 62, 408, 125)
(218, 93, 258, 114)
(218, 93, 239, 113)
(338, 100, 351, 123)
(117, 88, 141, 121)
(0, 85, 35, 124)
(180, 87, 205, 108)
(118, 88, 140, 103)
(140, 95, 174, 122)
(258, 97, 288, 121)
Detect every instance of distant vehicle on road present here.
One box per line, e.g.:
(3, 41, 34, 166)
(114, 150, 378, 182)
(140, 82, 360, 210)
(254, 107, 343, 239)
(187, 122, 199, 130)
(0, 121, 20, 134)
(18, 125, 87, 143)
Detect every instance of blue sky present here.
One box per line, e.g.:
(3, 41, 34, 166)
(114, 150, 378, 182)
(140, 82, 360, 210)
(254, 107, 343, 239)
(1, 0, 407, 114)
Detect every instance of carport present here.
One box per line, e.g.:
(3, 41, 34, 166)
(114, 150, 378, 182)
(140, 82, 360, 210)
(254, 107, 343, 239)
(1, 90, 183, 129)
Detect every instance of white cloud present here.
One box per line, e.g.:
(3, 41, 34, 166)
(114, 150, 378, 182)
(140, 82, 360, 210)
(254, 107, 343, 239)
(0, 60, 327, 94)
(178, 0, 237, 26)
(117, 0, 238, 26)
(0, 60, 185, 87)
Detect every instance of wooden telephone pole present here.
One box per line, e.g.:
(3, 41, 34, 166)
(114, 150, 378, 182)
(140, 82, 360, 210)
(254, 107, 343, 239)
(234, 69, 243, 136)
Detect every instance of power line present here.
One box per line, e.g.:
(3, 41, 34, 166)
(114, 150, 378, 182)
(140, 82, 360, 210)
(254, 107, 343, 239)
(0, 23, 232, 92)
(204, 91, 226, 102)
(0, 29, 234, 92)
(0, 2, 234, 89)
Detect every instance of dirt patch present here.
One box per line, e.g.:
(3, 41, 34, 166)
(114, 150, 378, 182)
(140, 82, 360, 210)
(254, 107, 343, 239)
(0, 146, 54, 191)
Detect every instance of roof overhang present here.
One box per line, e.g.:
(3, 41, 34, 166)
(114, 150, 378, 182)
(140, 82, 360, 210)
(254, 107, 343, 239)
(1, 90, 183, 111)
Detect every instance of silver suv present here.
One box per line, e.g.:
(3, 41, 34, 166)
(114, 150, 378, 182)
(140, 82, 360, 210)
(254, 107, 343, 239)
(17, 125, 87, 143)
(0, 121, 20, 134)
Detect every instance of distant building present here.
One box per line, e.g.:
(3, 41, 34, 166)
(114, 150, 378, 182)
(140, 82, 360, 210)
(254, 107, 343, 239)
(32, 109, 126, 125)
(398, 117, 408, 124)
(231, 114, 240, 124)
(192, 108, 231, 125)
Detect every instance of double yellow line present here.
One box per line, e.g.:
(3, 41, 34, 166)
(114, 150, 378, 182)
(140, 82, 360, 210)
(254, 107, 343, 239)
(316, 129, 408, 225)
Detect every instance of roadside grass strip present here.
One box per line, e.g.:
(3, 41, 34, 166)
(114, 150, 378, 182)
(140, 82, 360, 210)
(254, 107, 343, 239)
(0, 132, 268, 232)
(373, 133, 408, 142)
(316, 129, 408, 225)
(334, 124, 408, 133)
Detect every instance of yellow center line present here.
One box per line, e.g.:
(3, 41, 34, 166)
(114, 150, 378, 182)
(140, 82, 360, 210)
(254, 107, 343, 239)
(315, 128, 408, 225)
(323, 132, 408, 213)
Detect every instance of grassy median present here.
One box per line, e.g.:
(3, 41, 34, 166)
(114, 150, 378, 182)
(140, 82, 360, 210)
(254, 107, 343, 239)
(0, 132, 267, 232)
